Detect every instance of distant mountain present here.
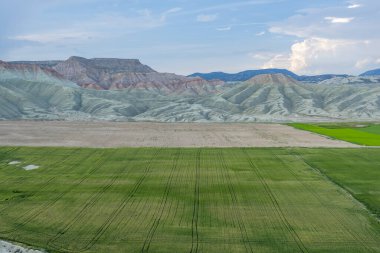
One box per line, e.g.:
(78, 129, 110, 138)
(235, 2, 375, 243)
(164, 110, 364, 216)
(9, 60, 63, 68)
(360, 68, 380, 76)
(51, 56, 224, 95)
(318, 76, 380, 85)
(188, 69, 348, 83)
(188, 69, 298, 82)
(297, 74, 350, 83)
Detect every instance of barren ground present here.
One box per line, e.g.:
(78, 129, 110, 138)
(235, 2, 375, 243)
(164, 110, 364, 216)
(0, 121, 356, 147)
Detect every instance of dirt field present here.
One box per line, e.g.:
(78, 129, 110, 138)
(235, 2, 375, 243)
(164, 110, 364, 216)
(0, 121, 357, 147)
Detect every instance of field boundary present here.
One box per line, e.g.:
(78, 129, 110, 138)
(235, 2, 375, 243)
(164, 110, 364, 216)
(292, 150, 380, 222)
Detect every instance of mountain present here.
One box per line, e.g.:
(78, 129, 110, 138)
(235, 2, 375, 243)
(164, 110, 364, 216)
(2, 65, 380, 122)
(189, 69, 348, 83)
(188, 69, 298, 82)
(360, 68, 380, 76)
(297, 74, 350, 83)
(0, 60, 75, 87)
(217, 74, 327, 119)
(210, 73, 380, 121)
(9, 60, 63, 68)
(50, 56, 224, 95)
(318, 76, 380, 85)
(2, 59, 380, 122)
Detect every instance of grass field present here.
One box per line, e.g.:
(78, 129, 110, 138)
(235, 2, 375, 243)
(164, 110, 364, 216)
(0, 147, 379, 252)
(289, 122, 380, 146)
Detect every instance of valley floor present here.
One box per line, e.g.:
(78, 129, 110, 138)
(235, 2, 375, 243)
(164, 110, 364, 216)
(0, 121, 356, 147)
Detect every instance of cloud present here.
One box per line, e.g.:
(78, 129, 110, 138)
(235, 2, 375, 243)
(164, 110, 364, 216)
(261, 38, 379, 74)
(249, 52, 276, 60)
(196, 14, 218, 22)
(216, 26, 231, 31)
(269, 1, 379, 40)
(164, 7, 182, 14)
(355, 58, 371, 69)
(265, 0, 380, 74)
(184, 0, 285, 15)
(161, 7, 182, 21)
(288, 38, 357, 72)
(261, 54, 290, 69)
(348, 4, 362, 9)
(8, 7, 182, 44)
(324, 16, 354, 24)
(9, 31, 95, 43)
(216, 22, 264, 32)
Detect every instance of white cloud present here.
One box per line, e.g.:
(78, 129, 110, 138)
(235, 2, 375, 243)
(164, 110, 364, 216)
(164, 7, 182, 14)
(196, 14, 218, 22)
(9, 31, 95, 43)
(216, 26, 231, 31)
(249, 52, 273, 60)
(9, 7, 182, 44)
(255, 31, 265, 36)
(184, 0, 285, 15)
(324, 16, 354, 23)
(348, 4, 361, 9)
(262, 54, 290, 69)
(161, 7, 182, 21)
(266, 0, 380, 74)
(261, 38, 378, 74)
(288, 38, 357, 72)
(355, 58, 371, 69)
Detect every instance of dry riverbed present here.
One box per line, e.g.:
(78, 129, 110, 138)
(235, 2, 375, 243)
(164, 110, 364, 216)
(0, 121, 356, 147)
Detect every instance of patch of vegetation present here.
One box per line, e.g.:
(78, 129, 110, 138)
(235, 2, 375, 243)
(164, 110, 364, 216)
(0, 146, 379, 252)
(289, 122, 380, 145)
(294, 148, 380, 219)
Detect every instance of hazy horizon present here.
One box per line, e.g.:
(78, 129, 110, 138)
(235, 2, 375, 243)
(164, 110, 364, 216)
(1, 0, 379, 75)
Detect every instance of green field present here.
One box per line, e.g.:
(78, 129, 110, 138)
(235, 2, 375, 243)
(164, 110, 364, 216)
(289, 122, 380, 146)
(0, 147, 379, 252)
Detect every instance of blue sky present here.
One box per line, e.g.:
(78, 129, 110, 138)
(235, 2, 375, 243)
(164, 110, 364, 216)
(0, 0, 379, 75)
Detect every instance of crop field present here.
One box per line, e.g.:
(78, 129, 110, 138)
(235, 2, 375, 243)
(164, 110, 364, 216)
(290, 122, 380, 146)
(0, 147, 379, 253)
(298, 148, 380, 219)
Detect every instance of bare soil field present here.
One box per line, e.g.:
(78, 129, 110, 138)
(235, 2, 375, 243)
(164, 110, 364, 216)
(0, 121, 356, 147)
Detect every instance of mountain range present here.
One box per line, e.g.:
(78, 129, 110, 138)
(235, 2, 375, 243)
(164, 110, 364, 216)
(1, 57, 380, 122)
(360, 68, 380, 76)
(188, 69, 380, 83)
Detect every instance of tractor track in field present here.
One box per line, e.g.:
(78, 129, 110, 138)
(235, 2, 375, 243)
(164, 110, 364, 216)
(218, 150, 253, 253)
(287, 150, 378, 252)
(190, 149, 201, 253)
(0, 147, 20, 160)
(0, 148, 81, 214)
(46, 148, 141, 251)
(241, 148, 309, 253)
(48, 149, 162, 253)
(78, 149, 162, 252)
(212, 151, 230, 252)
(141, 149, 181, 252)
(0, 149, 106, 234)
(0, 148, 21, 185)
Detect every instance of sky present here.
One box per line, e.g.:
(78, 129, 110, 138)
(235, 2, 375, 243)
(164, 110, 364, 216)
(0, 0, 379, 75)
